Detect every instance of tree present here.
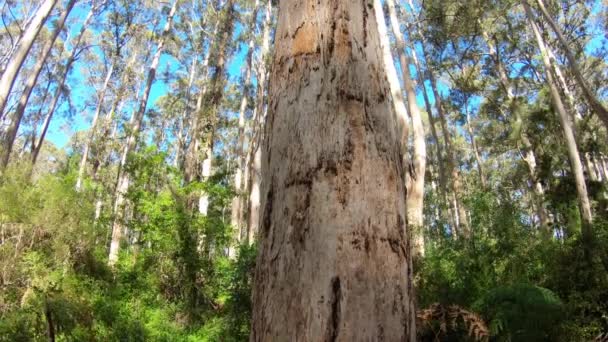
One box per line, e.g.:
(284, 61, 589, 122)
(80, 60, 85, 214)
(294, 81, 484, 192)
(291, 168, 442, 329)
(0, 0, 77, 169)
(386, 0, 427, 257)
(245, 0, 273, 243)
(523, 1, 593, 239)
(230, 0, 259, 254)
(250, 0, 416, 339)
(108, 0, 179, 266)
(0, 0, 58, 119)
(531, 0, 608, 130)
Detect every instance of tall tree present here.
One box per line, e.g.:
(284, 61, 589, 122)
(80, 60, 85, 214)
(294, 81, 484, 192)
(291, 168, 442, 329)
(109, 0, 179, 266)
(230, 0, 259, 252)
(386, 0, 427, 257)
(531, 0, 608, 130)
(524, 1, 593, 238)
(250, 0, 416, 339)
(0, 0, 58, 119)
(245, 0, 272, 242)
(185, 0, 235, 215)
(0, 0, 77, 169)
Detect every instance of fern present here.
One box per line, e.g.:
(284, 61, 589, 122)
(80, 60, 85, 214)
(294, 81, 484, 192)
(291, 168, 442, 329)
(417, 303, 489, 341)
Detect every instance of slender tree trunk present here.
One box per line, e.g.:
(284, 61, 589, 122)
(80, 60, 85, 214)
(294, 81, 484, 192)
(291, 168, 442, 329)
(192, 0, 235, 216)
(481, 28, 551, 232)
(410, 35, 446, 195)
(75, 62, 114, 190)
(533, 0, 608, 130)
(31, 1, 101, 165)
(230, 1, 259, 255)
(585, 153, 599, 181)
(0, 0, 58, 119)
(407, 0, 468, 236)
(250, 0, 416, 339)
(31, 59, 73, 165)
(109, 0, 179, 266)
(174, 57, 198, 169)
(386, 0, 426, 257)
(424, 47, 469, 237)
(465, 106, 487, 188)
(246, 0, 272, 243)
(0, 0, 76, 169)
(525, 2, 593, 238)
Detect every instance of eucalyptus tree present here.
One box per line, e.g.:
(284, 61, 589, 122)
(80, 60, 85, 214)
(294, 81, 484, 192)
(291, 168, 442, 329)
(484, 34, 552, 231)
(0, 0, 77, 169)
(386, 0, 427, 256)
(530, 0, 608, 130)
(412, 0, 470, 237)
(0, 0, 58, 119)
(109, 0, 179, 266)
(523, 2, 593, 239)
(250, 0, 416, 339)
(245, 0, 273, 242)
(230, 0, 259, 250)
(30, 0, 107, 165)
(184, 0, 235, 216)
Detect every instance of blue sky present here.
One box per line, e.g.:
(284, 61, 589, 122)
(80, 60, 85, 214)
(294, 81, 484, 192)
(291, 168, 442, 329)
(45, 2, 249, 149)
(43, 1, 606, 150)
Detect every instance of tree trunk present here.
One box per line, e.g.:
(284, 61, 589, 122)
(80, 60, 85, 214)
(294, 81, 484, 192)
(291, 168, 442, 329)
(481, 28, 551, 232)
(0, 0, 58, 119)
(108, 0, 179, 266)
(0, 0, 76, 169)
(524, 2, 593, 238)
(31, 1, 100, 165)
(407, 0, 468, 237)
(76, 62, 114, 190)
(424, 47, 469, 237)
(44, 300, 55, 342)
(191, 0, 235, 215)
(246, 0, 272, 243)
(250, 0, 416, 340)
(385, 0, 426, 257)
(465, 106, 487, 188)
(533, 0, 608, 130)
(230, 1, 259, 256)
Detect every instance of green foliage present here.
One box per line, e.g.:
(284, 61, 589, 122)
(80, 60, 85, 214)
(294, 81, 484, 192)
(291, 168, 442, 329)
(0, 148, 256, 341)
(474, 284, 563, 341)
(419, 187, 608, 341)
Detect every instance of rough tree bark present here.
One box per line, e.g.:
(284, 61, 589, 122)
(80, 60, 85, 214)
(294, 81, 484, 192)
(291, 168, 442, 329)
(250, 0, 416, 340)
(0, 0, 58, 119)
(524, 2, 593, 237)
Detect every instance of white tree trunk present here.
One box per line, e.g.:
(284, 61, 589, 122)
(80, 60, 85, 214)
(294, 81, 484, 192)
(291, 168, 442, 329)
(386, 0, 427, 257)
(109, 0, 179, 266)
(76, 62, 114, 190)
(246, 0, 272, 242)
(0, 0, 58, 119)
(533, 0, 608, 129)
(229, 1, 259, 257)
(525, 2, 593, 235)
(1, 0, 76, 169)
